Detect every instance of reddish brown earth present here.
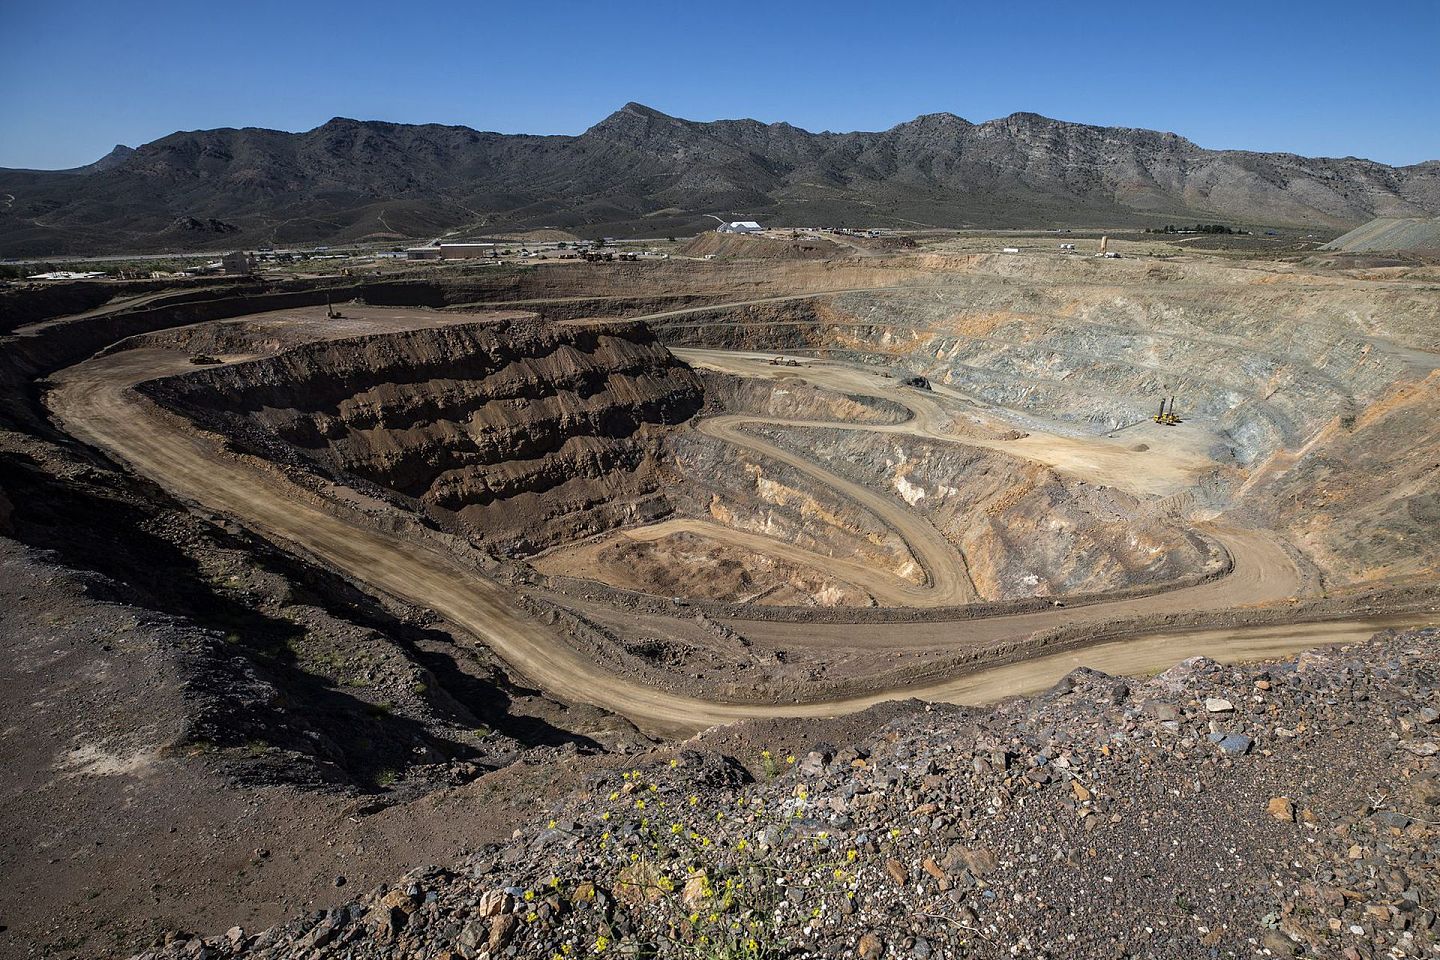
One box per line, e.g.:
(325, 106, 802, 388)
(3, 247, 1439, 956)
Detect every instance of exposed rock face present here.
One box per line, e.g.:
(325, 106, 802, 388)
(144, 319, 703, 550)
(750, 425, 1212, 600)
(79, 143, 136, 173)
(650, 270, 1419, 469)
(5, 102, 1438, 254)
(664, 431, 924, 584)
(1248, 370, 1440, 587)
(701, 373, 911, 426)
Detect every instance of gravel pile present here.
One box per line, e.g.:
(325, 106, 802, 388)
(134, 628, 1439, 959)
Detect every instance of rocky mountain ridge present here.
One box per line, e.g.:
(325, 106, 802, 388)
(3, 102, 1438, 255)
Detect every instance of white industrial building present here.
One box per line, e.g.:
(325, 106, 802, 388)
(28, 270, 108, 281)
(716, 221, 763, 234)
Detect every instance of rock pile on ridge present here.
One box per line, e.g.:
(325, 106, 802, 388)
(133, 627, 1440, 959)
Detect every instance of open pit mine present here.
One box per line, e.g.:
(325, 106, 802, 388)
(2, 245, 1439, 959)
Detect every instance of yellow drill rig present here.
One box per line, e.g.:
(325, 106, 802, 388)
(1152, 396, 1182, 425)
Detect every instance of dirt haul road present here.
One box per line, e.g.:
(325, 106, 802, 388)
(44, 321, 1381, 739)
(675, 348, 1218, 498)
(696, 414, 979, 603)
(664, 348, 1307, 645)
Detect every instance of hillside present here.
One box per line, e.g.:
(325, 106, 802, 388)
(1321, 216, 1440, 252)
(3, 103, 1439, 255)
(133, 626, 1440, 960)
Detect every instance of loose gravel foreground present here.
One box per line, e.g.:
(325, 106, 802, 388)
(132, 627, 1440, 960)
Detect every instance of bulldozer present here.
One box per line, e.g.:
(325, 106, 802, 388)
(1152, 396, 1182, 426)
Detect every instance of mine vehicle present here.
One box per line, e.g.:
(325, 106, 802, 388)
(1152, 397, 1182, 425)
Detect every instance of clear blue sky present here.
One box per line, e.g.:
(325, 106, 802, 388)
(3, 0, 1437, 169)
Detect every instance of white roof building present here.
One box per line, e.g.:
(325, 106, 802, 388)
(28, 271, 107, 281)
(716, 221, 763, 234)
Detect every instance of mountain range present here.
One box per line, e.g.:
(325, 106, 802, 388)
(3, 102, 1438, 257)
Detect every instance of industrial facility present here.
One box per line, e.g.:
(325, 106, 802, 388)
(406, 243, 498, 260)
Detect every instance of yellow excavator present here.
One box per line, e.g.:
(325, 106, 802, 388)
(1152, 396, 1182, 426)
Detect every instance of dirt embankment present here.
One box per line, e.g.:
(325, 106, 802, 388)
(583, 529, 877, 607)
(547, 360, 1209, 607)
(0, 281, 134, 332)
(1321, 216, 1440, 253)
(530, 374, 924, 607)
(750, 425, 1212, 601)
(648, 276, 1421, 468)
(0, 254, 929, 431)
(679, 232, 848, 260)
(699, 370, 912, 425)
(141, 318, 705, 552)
(1243, 369, 1440, 587)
